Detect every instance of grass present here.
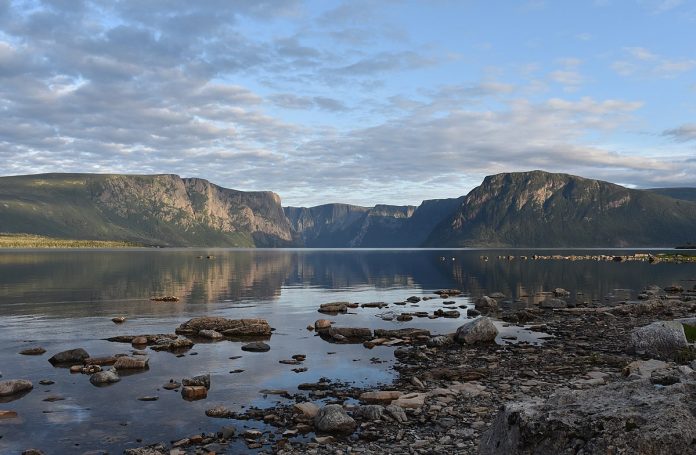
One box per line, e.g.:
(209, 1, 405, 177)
(683, 324, 696, 343)
(0, 233, 141, 248)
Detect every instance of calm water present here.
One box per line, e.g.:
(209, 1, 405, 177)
(0, 248, 694, 454)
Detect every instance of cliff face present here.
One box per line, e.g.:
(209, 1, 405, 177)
(425, 170, 696, 247)
(0, 173, 294, 247)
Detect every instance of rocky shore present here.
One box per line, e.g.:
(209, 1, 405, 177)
(83, 281, 696, 455)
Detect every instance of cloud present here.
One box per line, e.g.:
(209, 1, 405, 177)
(612, 47, 696, 78)
(663, 124, 696, 142)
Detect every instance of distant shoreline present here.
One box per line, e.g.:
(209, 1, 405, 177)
(0, 233, 142, 249)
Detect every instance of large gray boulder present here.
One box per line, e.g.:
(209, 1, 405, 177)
(314, 404, 356, 434)
(455, 317, 498, 344)
(479, 378, 696, 455)
(629, 321, 688, 360)
(474, 296, 498, 312)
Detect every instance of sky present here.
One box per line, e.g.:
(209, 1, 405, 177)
(0, 0, 695, 207)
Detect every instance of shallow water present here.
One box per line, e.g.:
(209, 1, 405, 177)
(0, 248, 694, 453)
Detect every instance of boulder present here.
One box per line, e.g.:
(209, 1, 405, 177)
(48, 348, 90, 366)
(455, 317, 498, 344)
(406, 296, 421, 303)
(475, 296, 498, 311)
(355, 405, 385, 421)
(314, 404, 356, 434)
(314, 319, 332, 331)
(553, 288, 571, 297)
(623, 359, 669, 379)
(629, 321, 688, 360)
(392, 392, 426, 409)
(293, 402, 320, 418)
(181, 386, 207, 400)
(359, 390, 402, 404)
(318, 302, 351, 314)
(241, 342, 270, 352)
(324, 327, 372, 343)
(0, 379, 33, 397)
(539, 298, 567, 309)
(198, 329, 224, 340)
(89, 370, 120, 386)
(206, 405, 233, 418)
(479, 378, 696, 455)
(434, 309, 461, 318)
(114, 356, 149, 370)
(427, 335, 455, 348)
(182, 374, 211, 389)
(175, 317, 271, 337)
(149, 337, 194, 352)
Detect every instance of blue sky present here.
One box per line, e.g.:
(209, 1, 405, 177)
(0, 0, 695, 206)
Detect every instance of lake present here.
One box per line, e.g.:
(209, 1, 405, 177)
(0, 248, 694, 453)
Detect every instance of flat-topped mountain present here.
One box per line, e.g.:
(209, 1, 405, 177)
(425, 170, 696, 247)
(1, 171, 695, 247)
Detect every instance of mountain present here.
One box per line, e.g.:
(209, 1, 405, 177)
(425, 170, 696, 247)
(285, 198, 462, 247)
(0, 173, 294, 247)
(647, 188, 696, 203)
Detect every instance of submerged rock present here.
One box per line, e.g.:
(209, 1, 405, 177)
(48, 348, 90, 366)
(149, 337, 194, 352)
(629, 321, 688, 360)
(182, 374, 210, 389)
(89, 370, 120, 386)
(455, 317, 498, 344)
(175, 317, 271, 337)
(113, 356, 149, 370)
(19, 347, 46, 356)
(323, 327, 372, 343)
(314, 404, 356, 434)
(241, 342, 270, 352)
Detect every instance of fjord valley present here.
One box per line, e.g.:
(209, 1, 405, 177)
(1, 170, 696, 249)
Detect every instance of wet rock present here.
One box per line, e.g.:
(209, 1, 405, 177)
(553, 288, 571, 297)
(150, 296, 179, 302)
(113, 356, 149, 370)
(198, 329, 224, 340)
(163, 380, 180, 390)
(480, 378, 696, 455)
(314, 319, 332, 331)
(475, 296, 498, 312)
(0, 379, 33, 397)
(176, 317, 271, 337)
(629, 321, 688, 360)
(318, 302, 351, 314)
(359, 390, 402, 404)
(361, 302, 389, 309)
(38, 380, 54, 386)
(131, 336, 148, 345)
(48, 348, 90, 366)
(123, 444, 167, 455)
(0, 410, 18, 419)
(396, 314, 413, 322)
(489, 292, 506, 299)
(435, 289, 461, 296)
(467, 308, 481, 318)
(112, 316, 127, 324)
(241, 342, 270, 352)
(294, 402, 320, 418)
(19, 347, 46, 356)
(206, 405, 233, 418)
(434, 309, 461, 318)
(181, 386, 207, 400)
(455, 317, 498, 344)
(149, 337, 194, 352)
(89, 370, 120, 386)
(373, 328, 431, 338)
(314, 404, 356, 434)
(182, 374, 210, 389)
(406, 296, 421, 303)
(85, 356, 118, 366)
(22, 450, 46, 455)
(324, 327, 372, 343)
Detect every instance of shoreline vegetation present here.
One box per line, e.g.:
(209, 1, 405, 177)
(0, 233, 141, 248)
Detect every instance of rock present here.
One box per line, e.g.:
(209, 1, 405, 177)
(361, 302, 389, 308)
(0, 379, 33, 397)
(435, 289, 461, 296)
(176, 317, 271, 337)
(314, 319, 332, 330)
(149, 337, 194, 352)
(163, 380, 180, 390)
(113, 356, 149, 370)
(651, 367, 682, 386)
(434, 309, 461, 318)
(406, 296, 421, 303)
(137, 396, 158, 401)
(19, 347, 46, 355)
(112, 316, 127, 323)
(455, 317, 498, 344)
(385, 404, 408, 423)
(480, 378, 696, 455)
(22, 450, 46, 455)
(373, 328, 431, 338)
(314, 404, 356, 434)
(553, 288, 571, 297)
(324, 327, 372, 343)
(540, 298, 567, 309)
(150, 296, 179, 302)
(198, 329, 224, 340)
(355, 405, 385, 421)
(427, 334, 454, 348)
(623, 359, 669, 379)
(89, 370, 120, 386)
(318, 302, 351, 314)
(181, 386, 207, 400)
(85, 356, 118, 366)
(475, 296, 498, 311)
(48, 348, 90, 366)
(359, 390, 402, 404)
(392, 392, 426, 409)
(182, 374, 210, 389)
(0, 410, 18, 419)
(131, 336, 148, 345)
(489, 292, 506, 299)
(293, 402, 320, 418)
(241, 342, 270, 352)
(467, 308, 481, 317)
(629, 321, 688, 360)
(206, 405, 232, 418)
